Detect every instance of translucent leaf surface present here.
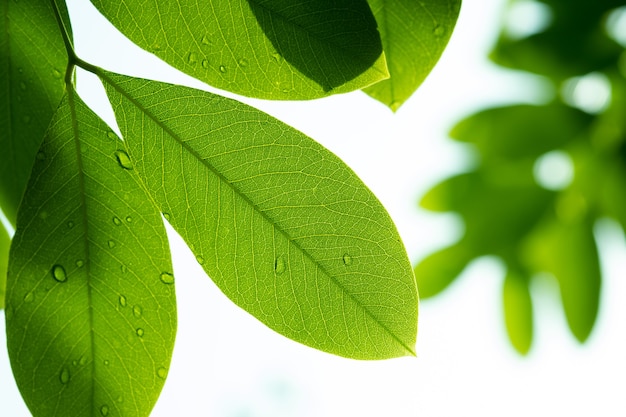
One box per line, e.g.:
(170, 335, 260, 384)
(413, 243, 471, 298)
(364, 0, 461, 111)
(5, 89, 176, 417)
(0, 0, 70, 224)
(89, 0, 388, 100)
(100, 70, 417, 359)
(503, 270, 533, 355)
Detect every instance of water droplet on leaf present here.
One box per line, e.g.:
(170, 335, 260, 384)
(160, 272, 174, 284)
(125, 216, 132, 223)
(107, 240, 116, 249)
(52, 264, 67, 282)
(157, 367, 167, 379)
(163, 212, 171, 221)
(274, 256, 286, 274)
(238, 58, 248, 67)
(187, 52, 198, 65)
(67, 221, 74, 228)
(24, 292, 34, 303)
(79, 355, 87, 366)
(100, 405, 109, 416)
(112, 216, 122, 226)
(114, 150, 133, 170)
(202, 59, 210, 69)
(136, 328, 144, 337)
(433, 25, 445, 37)
(120, 265, 128, 274)
(103, 359, 110, 366)
(119, 295, 127, 307)
(52, 68, 62, 79)
(133, 305, 143, 318)
(59, 368, 70, 384)
(219, 65, 227, 73)
(342, 253, 353, 266)
(196, 255, 204, 265)
(201, 35, 211, 45)
(76, 260, 84, 268)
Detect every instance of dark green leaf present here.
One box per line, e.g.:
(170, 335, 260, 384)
(100, 70, 417, 359)
(364, 0, 461, 111)
(522, 215, 600, 342)
(502, 270, 533, 355)
(0, 223, 9, 309)
(89, 0, 388, 99)
(1, 0, 70, 224)
(5, 89, 176, 417)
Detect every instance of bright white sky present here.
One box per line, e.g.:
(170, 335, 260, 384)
(2, 0, 626, 416)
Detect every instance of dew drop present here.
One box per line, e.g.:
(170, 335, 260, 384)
(112, 216, 122, 226)
(119, 295, 127, 307)
(433, 25, 445, 37)
(52, 264, 67, 283)
(201, 35, 211, 45)
(72, 360, 78, 366)
(103, 359, 110, 366)
(238, 58, 248, 67)
(79, 355, 87, 366)
(59, 368, 70, 384)
(120, 265, 128, 274)
(125, 216, 132, 223)
(187, 52, 198, 65)
(342, 253, 353, 266)
(163, 212, 171, 221)
(67, 221, 74, 228)
(133, 305, 143, 318)
(76, 260, 84, 268)
(52, 68, 62, 79)
(19, 81, 26, 90)
(157, 367, 167, 379)
(196, 255, 205, 265)
(114, 150, 133, 170)
(202, 59, 210, 69)
(136, 328, 144, 337)
(274, 256, 286, 275)
(100, 405, 109, 416)
(271, 52, 282, 62)
(160, 272, 175, 285)
(24, 292, 34, 303)
(107, 240, 116, 249)
(219, 65, 227, 73)
(36, 151, 46, 161)
(107, 131, 117, 140)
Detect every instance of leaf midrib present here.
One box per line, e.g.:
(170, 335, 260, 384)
(99, 71, 414, 355)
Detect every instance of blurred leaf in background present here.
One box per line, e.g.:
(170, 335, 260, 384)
(414, 0, 626, 354)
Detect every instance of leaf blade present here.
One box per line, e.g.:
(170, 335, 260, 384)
(100, 71, 417, 359)
(89, 0, 388, 99)
(364, 0, 461, 111)
(5, 90, 176, 417)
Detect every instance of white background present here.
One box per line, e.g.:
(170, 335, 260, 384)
(2, 0, 626, 416)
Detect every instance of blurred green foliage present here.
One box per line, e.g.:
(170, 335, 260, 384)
(415, 0, 626, 354)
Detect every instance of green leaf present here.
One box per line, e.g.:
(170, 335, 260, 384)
(413, 242, 472, 298)
(502, 270, 533, 355)
(363, 0, 461, 111)
(99, 70, 417, 359)
(89, 0, 388, 100)
(5, 89, 176, 417)
(450, 104, 592, 160)
(522, 215, 600, 342)
(1, 0, 70, 224)
(0, 223, 9, 309)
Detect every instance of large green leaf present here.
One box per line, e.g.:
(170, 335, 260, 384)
(364, 0, 461, 111)
(99, 70, 417, 359)
(1, 0, 70, 224)
(0, 223, 9, 309)
(5, 89, 176, 417)
(89, 0, 388, 100)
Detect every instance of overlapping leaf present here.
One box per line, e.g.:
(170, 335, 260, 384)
(0, 223, 9, 309)
(89, 0, 388, 99)
(1, 0, 71, 224)
(99, 70, 417, 359)
(5, 89, 176, 417)
(502, 270, 533, 355)
(364, 0, 461, 111)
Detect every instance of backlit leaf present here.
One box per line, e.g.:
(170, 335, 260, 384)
(0, 223, 9, 309)
(414, 243, 471, 298)
(100, 70, 417, 359)
(5, 89, 176, 417)
(0, 0, 70, 224)
(364, 0, 461, 111)
(89, 0, 388, 100)
(502, 270, 533, 355)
